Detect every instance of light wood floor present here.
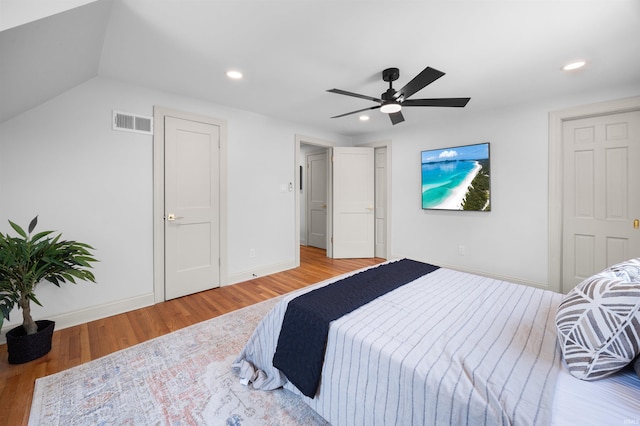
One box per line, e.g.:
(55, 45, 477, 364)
(0, 246, 384, 425)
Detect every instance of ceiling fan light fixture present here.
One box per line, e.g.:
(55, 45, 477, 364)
(380, 102, 401, 114)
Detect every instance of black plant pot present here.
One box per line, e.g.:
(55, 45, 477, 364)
(6, 320, 55, 364)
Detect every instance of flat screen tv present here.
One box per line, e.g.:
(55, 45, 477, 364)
(421, 142, 491, 211)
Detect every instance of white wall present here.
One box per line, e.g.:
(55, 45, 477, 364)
(0, 76, 349, 336)
(354, 85, 640, 289)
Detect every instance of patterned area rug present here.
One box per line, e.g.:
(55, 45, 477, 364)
(29, 298, 329, 426)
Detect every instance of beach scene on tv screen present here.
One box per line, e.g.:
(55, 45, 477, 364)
(421, 143, 491, 211)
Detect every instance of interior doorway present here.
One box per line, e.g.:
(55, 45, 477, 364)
(297, 136, 332, 264)
(294, 135, 391, 266)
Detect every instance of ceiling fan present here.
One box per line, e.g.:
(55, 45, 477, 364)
(328, 66, 470, 125)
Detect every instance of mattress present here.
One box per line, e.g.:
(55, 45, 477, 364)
(234, 261, 640, 425)
(552, 363, 640, 425)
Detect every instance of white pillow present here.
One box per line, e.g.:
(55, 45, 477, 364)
(556, 258, 640, 380)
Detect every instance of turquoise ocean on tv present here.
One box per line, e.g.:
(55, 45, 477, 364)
(421, 160, 477, 208)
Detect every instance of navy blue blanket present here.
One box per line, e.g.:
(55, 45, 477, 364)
(272, 259, 439, 397)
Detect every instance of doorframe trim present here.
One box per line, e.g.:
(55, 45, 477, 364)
(548, 96, 640, 293)
(152, 106, 228, 303)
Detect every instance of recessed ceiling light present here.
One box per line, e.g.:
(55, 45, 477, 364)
(226, 70, 243, 79)
(563, 61, 586, 71)
(359, 115, 370, 121)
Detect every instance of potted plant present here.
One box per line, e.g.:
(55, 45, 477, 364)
(0, 216, 97, 364)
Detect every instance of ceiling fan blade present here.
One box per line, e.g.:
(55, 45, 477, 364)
(389, 111, 405, 125)
(396, 67, 445, 100)
(331, 105, 382, 119)
(402, 98, 471, 107)
(327, 88, 382, 103)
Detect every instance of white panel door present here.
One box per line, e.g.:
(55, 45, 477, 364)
(332, 147, 374, 258)
(307, 151, 328, 249)
(165, 116, 220, 299)
(375, 147, 387, 258)
(562, 110, 640, 292)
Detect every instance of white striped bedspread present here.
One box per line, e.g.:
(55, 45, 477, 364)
(233, 263, 563, 426)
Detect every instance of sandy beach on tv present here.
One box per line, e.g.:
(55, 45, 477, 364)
(432, 162, 481, 210)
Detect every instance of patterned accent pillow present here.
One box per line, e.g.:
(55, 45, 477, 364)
(556, 258, 640, 380)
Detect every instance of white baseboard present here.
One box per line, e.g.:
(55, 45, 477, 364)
(226, 260, 297, 286)
(0, 293, 155, 344)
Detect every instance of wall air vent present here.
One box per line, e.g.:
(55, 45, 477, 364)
(112, 110, 153, 135)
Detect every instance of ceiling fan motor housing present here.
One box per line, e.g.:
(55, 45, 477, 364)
(382, 88, 396, 101)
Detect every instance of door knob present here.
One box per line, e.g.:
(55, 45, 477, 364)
(167, 214, 183, 221)
(634, 219, 639, 229)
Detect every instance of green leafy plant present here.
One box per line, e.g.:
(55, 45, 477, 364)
(0, 216, 97, 335)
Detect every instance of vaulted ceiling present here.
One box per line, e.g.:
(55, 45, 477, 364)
(2, 0, 640, 136)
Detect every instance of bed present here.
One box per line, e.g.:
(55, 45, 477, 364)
(233, 258, 640, 425)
